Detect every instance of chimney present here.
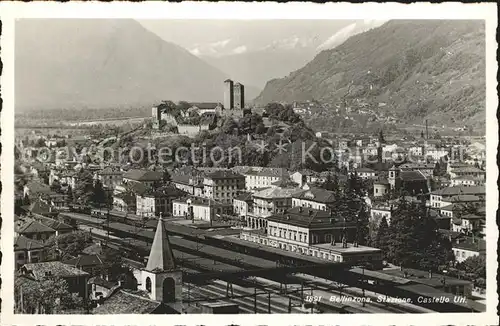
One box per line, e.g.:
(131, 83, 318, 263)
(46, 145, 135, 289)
(309, 210, 314, 216)
(118, 280, 123, 287)
(456, 238, 460, 245)
(286, 215, 290, 220)
(298, 206, 303, 213)
(428, 270, 433, 279)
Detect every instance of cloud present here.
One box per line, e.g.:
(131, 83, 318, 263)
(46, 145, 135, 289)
(317, 20, 388, 51)
(231, 45, 247, 55)
(211, 39, 232, 48)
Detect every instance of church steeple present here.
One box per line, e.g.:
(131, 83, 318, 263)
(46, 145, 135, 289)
(146, 215, 176, 271)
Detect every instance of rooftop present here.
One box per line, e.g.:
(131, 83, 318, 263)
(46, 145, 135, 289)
(123, 169, 163, 182)
(453, 237, 486, 253)
(205, 169, 244, 180)
(93, 289, 165, 314)
(253, 187, 303, 199)
(381, 268, 471, 287)
(452, 167, 485, 173)
(293, 187, 336, 203)
(399, 170, 427, 181)
(190, 102, 222, 110)
(431, 185, 485, 197)
(267, 206, 357, 229)
(14, 235, 45, 251)
(146, 218, 176, 272)
(18, 219, 56, 234)
(88, 276, 116, 289)
(313, 242, 381, 255)
(234, 191, 253, 202)
(20, 261, 89, 280)
(64, 254, 105, 268)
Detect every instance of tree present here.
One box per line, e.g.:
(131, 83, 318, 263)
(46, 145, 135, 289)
(91, 179, 107, 205)
(23, 193, 31, 206)
(50, 179, 62, 193)
(66, 185, 74, 204)
(15, 276, 82, 313)
(222, 118, 239, 135)
(45, 231, 93, 260)
(162, 169, 171, 183)
(374, 216, 390, 259)
(387, 199, 454, 271)
(73, 170, 94, 205)
(321, 174, 340, 193)
(458, 255, 486, 279)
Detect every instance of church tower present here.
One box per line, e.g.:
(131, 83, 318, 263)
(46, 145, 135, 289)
(140, 215, 183, 312)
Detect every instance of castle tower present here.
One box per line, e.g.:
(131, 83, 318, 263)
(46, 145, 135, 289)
(233, 82, 245, 110)
(224, 79, 234, 110)
(152, 106, 161, 129)
(140, 215, 182, 312)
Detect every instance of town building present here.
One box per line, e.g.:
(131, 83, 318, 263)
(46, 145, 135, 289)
(16, 219, 56, 243)
(241, 167, 286, 191)
(136, 187, 186, 218)
(14, 235, 45, 269)
(399, 163, 435, 178)
(233, 192, 253, 217)
(18, 261, 90, 301)
(452, 237, 485, 263)
(64, 254, 107, 276)
(355, 167, 378, 180)
(291, 187, 336, 212)
(96, 168, 123, 189)
(252, 187, 301, 218)
(388, 167, 429, 195)
(430, 186, 485, 208)
(241, 207, 381, 266)
(370, 204, 392, 225)
(203, 170, 245, 204)
(172, 196, 232, 222)
(449, 166, 486, 180)
(122, 169, 163, 189)
(373, 178, 390, 197)
(171, 174, 204, 197)
(450, 175, 485, 187)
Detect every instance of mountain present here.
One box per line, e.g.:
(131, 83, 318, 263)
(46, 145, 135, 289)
(200, 48, 317, 90)
(255, 20, 486, 129)
(138, 20, 359, 90)
(15, 19, 231, 111)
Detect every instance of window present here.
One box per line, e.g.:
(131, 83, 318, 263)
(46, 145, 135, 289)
(17, 253, 25, 260)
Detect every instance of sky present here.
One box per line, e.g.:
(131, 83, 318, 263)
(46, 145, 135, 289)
(138, 19, 362, 57)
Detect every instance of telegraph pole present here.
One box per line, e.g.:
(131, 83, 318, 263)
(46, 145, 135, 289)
(254, 287, 257, 313)
(268, 292, 271, 313)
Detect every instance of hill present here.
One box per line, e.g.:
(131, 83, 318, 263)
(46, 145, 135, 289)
(254, 20, 485, 130)
(15, 19, 230, 111)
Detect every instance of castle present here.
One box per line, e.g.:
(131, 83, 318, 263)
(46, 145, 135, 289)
(151, 80, 249, 136)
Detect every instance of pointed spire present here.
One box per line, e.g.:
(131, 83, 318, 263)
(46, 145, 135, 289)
(146, 213, 176, 271)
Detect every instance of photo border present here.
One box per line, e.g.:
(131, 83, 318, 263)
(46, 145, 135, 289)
(0, 2, 497, 325)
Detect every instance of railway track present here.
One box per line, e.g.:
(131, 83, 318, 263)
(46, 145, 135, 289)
(74, 215, 445, 313)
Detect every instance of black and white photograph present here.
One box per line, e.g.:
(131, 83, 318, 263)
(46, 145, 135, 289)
(0, 2, 497, 324)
